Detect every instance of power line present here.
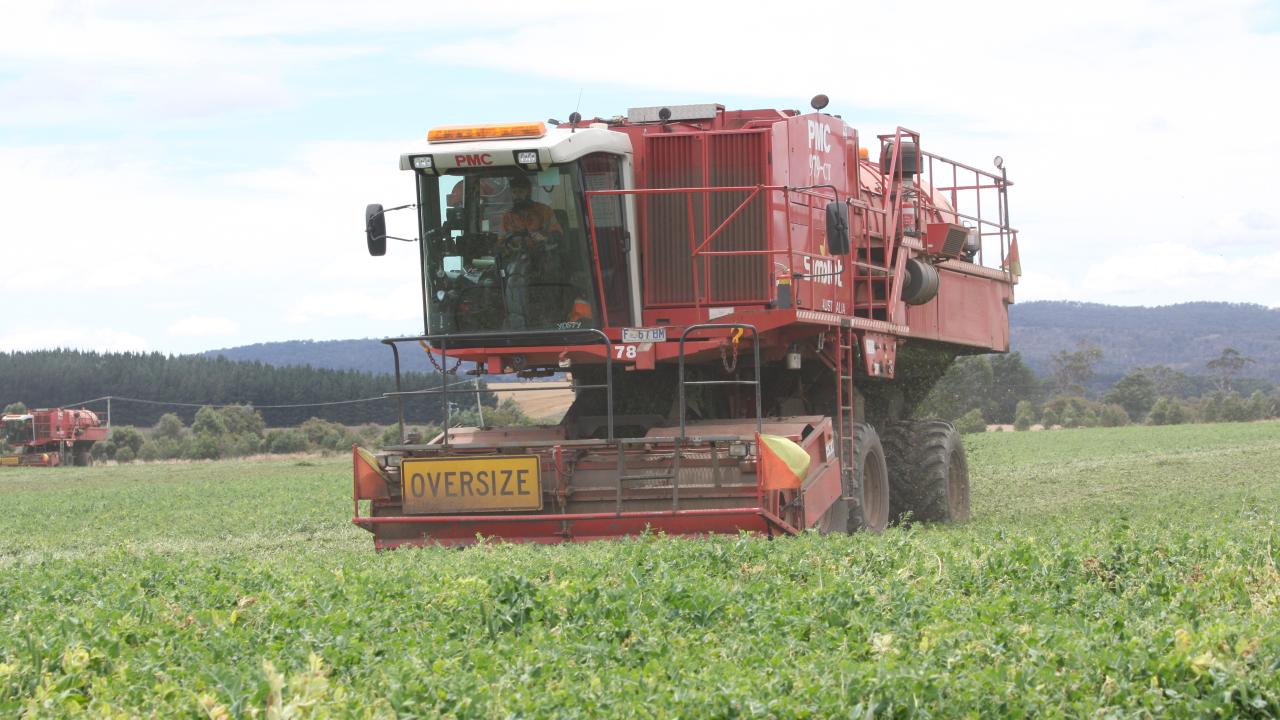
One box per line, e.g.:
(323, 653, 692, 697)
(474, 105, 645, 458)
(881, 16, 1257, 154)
(63, 377, 496, 412)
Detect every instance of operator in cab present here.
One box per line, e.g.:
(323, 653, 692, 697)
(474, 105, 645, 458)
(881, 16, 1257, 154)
(496, 173, 564, 329)
(499, 173, 562, 250)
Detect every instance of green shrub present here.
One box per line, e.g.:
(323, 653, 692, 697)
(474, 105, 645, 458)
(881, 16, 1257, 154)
(192, 406, 228, 437)
(300, 417, 345, 449)
(1248, 391, 1277, 420)
(3, 401, 27, 414)
(1013, 400, 1037, 431)
(954, 408, 986, 434)
(114, 447, 136, 464)
(186, 434, 223, 460)
(225, 433, 262, 457)
(266, 429, 309, 454)
(1099, 403, 1130, 427)
(1148, 397, 1191, 426)
(375, 425, 441, 447)
(379, 425, 405, 447)
(1217, 393, 1252, 422)
(1042, 396, 1103, 428)
(357, 423, 384, 443)
(109, 425, 145, 453)
(152, 413, 187, 443)
(218, 404, 265, 438)
(149, 437, 187, 460)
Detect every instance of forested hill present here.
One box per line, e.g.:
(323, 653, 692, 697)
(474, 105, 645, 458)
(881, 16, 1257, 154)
(205, 339, 441, 375)
(1010, 301, 1280, 384)
(0, 350, 461, 427)
(204, 302, 1280, 386)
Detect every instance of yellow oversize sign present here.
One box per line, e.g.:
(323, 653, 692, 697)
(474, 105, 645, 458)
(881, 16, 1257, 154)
(401, 455, 542, 514)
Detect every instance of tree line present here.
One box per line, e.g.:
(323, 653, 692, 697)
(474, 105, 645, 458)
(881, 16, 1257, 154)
(0, 350, 495, 426)
(86, 400, 534, 464)
(920, 344, 1280, 432)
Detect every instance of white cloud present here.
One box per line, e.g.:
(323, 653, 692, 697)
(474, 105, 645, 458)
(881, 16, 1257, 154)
(1079, 243, 1280, 305)
(1014, 271, 1080, 303)
(285, 286, 424, 325)
(168, 316, 240, 337)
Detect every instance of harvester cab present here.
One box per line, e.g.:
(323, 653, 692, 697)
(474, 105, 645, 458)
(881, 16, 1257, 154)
(357, 99, 1019, 548)
(368, 121, 638, 337)
(3, 414, 34, 448)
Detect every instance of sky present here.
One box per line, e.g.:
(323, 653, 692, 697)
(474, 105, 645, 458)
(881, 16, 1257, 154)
(2, 0, 1278, 355)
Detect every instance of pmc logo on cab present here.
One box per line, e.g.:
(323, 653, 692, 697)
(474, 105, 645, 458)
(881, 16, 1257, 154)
(452, 153, 493, 167)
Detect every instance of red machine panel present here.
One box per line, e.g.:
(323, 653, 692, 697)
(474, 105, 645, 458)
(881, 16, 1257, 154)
(706, 131, 769, 303)
(641, 131, 770, 306)
(643, 134, 702, 305)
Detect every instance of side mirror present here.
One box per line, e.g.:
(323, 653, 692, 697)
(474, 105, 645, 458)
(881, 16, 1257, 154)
(365, 204, 387, 257)
(825, 201, 850, 255)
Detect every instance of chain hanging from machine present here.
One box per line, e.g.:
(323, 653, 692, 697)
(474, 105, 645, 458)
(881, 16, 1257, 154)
(720, 327, 745, 374)
(418, 340, 464, 374)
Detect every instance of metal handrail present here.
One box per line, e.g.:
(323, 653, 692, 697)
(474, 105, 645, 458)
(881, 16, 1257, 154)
(673, 323, 763, 513)
(381, 328, 615, 445)
(677, 324, 763, 439)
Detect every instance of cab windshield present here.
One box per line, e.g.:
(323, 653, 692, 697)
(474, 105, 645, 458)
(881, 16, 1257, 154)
(3, 417, 32, 447)
(417, 155, 630, 337)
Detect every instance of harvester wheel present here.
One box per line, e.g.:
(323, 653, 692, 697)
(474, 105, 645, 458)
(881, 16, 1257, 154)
(886, 420, 970, 524)
(814, 493, 850, 534)
(74, 451, 92, 467)
(844, 422, 890, 533)
(881, 420, 912, 522)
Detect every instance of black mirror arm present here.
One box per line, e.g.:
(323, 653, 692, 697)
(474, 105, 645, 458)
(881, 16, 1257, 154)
(370, 203, 416, 220)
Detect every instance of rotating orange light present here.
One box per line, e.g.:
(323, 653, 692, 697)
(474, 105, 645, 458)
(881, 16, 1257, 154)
(428, 122, 547, 143)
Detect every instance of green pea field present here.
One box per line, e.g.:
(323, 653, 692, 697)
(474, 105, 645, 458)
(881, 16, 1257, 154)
(1, 422, 1278, 717)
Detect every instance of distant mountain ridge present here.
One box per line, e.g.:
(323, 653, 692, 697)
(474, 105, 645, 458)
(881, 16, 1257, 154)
(203, 302, 1280, 385)
(1009, 301, 1280, 385)
(204, 338, 429, 375)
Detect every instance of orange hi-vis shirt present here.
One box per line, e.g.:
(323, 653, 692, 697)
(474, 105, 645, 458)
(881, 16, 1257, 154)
(501, 202, 562, 236)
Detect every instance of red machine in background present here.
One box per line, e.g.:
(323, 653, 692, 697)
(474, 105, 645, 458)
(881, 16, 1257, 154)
(356, 96, 1020, 548)
(0, 408, 108, 467)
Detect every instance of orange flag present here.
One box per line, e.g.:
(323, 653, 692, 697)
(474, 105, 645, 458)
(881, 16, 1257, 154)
(758, 434, 811, 490)
(353, 445, 390, 499)
(1002, 236, 1022, 277)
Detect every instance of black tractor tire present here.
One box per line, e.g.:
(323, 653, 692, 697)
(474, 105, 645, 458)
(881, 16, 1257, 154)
(836, 422, 890, 533)
(886, 420, 971, 524)
(814, 497, 850, 534)
(74, 451, 92, 467)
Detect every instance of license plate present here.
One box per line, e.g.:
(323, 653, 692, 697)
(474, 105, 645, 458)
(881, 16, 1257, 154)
(400, 455, 542, 514)
(622, 326, 666, 343)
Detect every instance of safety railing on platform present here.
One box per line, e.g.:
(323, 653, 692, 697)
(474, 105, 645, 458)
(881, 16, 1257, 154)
(606, 323, 764, 515)
(380, 328, 615, 446)
(917, 149, 1017, 272)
